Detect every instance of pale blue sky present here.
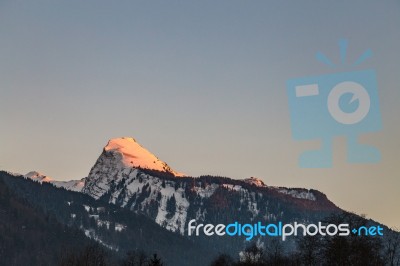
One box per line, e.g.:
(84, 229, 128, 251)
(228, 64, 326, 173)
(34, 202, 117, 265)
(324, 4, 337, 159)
(1, 1, 399, 228)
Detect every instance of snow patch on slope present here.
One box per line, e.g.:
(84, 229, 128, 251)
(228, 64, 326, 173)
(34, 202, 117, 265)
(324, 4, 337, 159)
(193, 183, 219, 198)
(24, 171, 85, 192)
(277, 188, 316, 201)
(52, 179, 85, 192)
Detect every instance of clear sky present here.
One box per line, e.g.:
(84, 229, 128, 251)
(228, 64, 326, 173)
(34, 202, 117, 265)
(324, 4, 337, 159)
(1, 1, 399, 228)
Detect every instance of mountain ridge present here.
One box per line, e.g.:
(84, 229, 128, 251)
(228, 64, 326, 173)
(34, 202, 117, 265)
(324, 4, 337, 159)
(80, 137, 339, 235)
(24, 171, 85, 192)
(7, 136, 400, 265)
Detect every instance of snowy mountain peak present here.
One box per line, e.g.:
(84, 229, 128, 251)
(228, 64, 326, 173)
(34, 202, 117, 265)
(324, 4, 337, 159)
(24, 171, 53, 182)
(104, 137, 185, 177)
(243, 177, 266, 187)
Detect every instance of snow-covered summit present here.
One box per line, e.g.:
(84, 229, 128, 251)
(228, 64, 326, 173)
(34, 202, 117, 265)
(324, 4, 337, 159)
(243, 177, 266, 187)
(104, 137, 185, 177)
(83, 137, 185, 199)
(24, 171, 53, 182)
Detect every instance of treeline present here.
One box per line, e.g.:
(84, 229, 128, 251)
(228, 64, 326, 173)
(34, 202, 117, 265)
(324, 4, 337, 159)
(0, 172, 94, 265)
(60, 245, 164, 266)
(210, 212, 400, 266)
(60, 223, 399, 266)
(0, 171, 211, 266)
(1, 171, 399, 265)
